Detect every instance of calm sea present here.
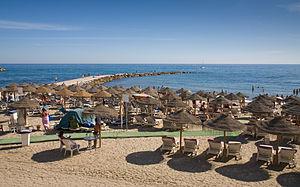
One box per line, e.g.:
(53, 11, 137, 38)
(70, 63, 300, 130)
(0, 64, 299, 97)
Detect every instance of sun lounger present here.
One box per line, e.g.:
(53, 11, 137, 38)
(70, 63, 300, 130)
(160, 136, 179, 153)
(183, 138, 200, 156)
(226, 141, 242, 160)
(144, 116, 156, 127)
(61, 138, 80, 157)
(278, 147, 297, 168)
(207, 139, 224, 158)
(133, 115, 146, 126)
(256, 144, 274, 164)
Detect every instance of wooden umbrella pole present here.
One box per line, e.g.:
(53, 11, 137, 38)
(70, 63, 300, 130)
(180, 124, 183, 152)
(99, 117, 102, 148)
(223, 131, 227, 157)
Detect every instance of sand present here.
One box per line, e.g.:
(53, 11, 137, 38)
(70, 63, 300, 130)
(0, 136, 299, 187)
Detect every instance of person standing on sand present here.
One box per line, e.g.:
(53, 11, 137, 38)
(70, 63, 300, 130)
(93, 117, 101, 148)
(41, 108, 50, 131)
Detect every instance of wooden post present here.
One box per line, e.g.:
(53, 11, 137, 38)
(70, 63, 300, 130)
(179, 124, 183, 152)
(223, 131, 227, 157)
(99, 122, 102, 148)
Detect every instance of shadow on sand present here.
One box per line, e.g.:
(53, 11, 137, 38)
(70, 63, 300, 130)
(276, 172, 300, 187)
(0, 145, 22, 150)
(31, 147, 84, 163)
(126, 148, 164, 165)
(31, 148, 66, 163)
(167, 151, 212, 173)
(215, 153, 270, 182)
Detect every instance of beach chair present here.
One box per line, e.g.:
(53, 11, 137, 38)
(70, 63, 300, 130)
(160, 136, 178, 153)
(256, 145, 274, 165)
(133, 115, 146, 126)
(207, 139, 224, 158)
(226, 141, 242, 160)
(278, 147, 297, 168)
(61, 139, 80, 157)
(144, 116, 156, 127)
(183, 138, 200, 156)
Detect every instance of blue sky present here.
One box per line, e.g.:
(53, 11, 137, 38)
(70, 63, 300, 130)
(0, 0, 300, 64)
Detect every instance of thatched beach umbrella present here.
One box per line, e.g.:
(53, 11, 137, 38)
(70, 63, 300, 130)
(211, 96, 232, 105)
(160, 91, 180, 101)
(35, 86, 54, 94)
(244, 101, 273, 116)
(165, 110, 200, 151)
(23, 85, 36, 93)
(165, 99, 187, 108)
(143, 87, 159, 98)
(106, 87, 120, 96)
(56, 87, 73, 97)
(179, 91, 192, 101)
(53, 83, 67, 91)
(9, 97, 40, 127)
(135, 97, 161, 116)
(93, 90, 112, 99)
(258, 116, 300, 136)
(257, 116, 300, 164)
(204, 114, 245, 156)
(225, 93, 241, 101)
(73, 90, 92, 98)
(130, 85, 141, 92)
(68, 84, 82, 92)
(6, 83, 18, 92)
(87, 87, 99, 94)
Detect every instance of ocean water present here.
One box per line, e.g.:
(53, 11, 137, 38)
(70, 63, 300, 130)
(0, 64, 299, 97)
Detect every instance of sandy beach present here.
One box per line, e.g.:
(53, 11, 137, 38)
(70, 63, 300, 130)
(0, 136, 299, 187)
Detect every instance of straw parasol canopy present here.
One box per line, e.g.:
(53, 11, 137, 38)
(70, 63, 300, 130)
(283, 105, 300, 116)
(73, 90, 92, 98)
(165, 98, 188, 108)
(225, 93, 241, 101)
(204, 114, 246, 132)
(9, 97, 40, 109)
(106, 87, 120, 96)
(187, 93, 205, 101)
(97, 85, 108, 91)
(236, 92, 247, 99)
(165, 110, 200, 151)
(87, 87, 99, 94)
(159, 87, 174, 94)
(258, 116, 300, 136)
(211, 96, 232, 105)
(176, 88, 190, 94)
(142, 87, 159, 98)
(56, 87, 73, 97)
(22, 85, 36, 93)
(35, 86, 55, 94)
(179, 91, 192, 100)
(6, 83, 18, 92)
(166, 109, 200, 125)
(130, 85, 141, 92)
(253, 95, 275, 108)
(93, 90, 112, 98)
(68, 84, 82, 92)
(84, 104, 119, 118)
(135, 97, 161, 106)
(53, 83, 67, 91)
(244, 101, 273, 114)
(160, 91, 180, 101)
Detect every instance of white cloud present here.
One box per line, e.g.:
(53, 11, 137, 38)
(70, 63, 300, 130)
(0, 20, 77, 31)
(278, 2, 300, 12)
